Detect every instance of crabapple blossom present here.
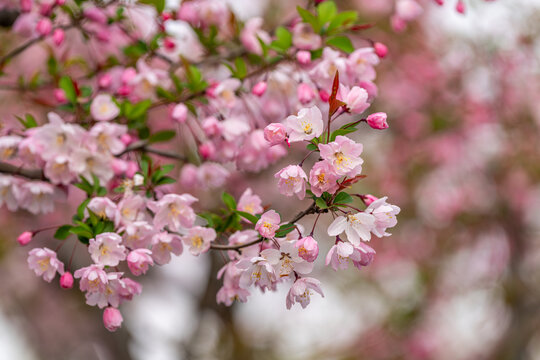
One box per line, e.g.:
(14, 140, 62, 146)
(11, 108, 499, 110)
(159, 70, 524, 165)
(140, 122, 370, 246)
(338, 86, 370, 114)
(252, 81, 267, 97)
(237, 255, 277, 291)
(263, 123, 287, 146)
(90, 94, 120, 122)
(217, 262, 251, 306)
(17, 231, 33, 246)
(366, 196, 401, 237)
(237, 188, 263, 215)
(127, 249, 154, 276)
(148, 194, 198, 232)
(295, 236, 319, 262)
(275, 165, 308, 199)
(285, 106, 324, 142)
(286, 277, 324, 309)
(60, 272, 74, 289)
(122, 221, 155, 249)
(297, 83, 315, 105)
(88, 233, 127, 267)
(328, 212, 376, 244)
(366, 112, 389, 129)
(182, 226, 216, 255)
(151, 232, 183, 265)
(74, 264, 108, 293)
(292, 23, 322, 50)
(103, 307, 123, 332)
(319, 136, 364, 177)
(261, 240, 314, 278)
(325, 241, 376, 271)
(170, 103, 188, 124)
(27, 248, 64, 282)
(255, 210, 281, 238)
(309, 160, 341, 197)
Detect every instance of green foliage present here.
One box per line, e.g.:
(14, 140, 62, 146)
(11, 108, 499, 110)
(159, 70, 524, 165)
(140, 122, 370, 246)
(16, 114, 37, 129)
(326, 36, 354, 53)
(59, 76, 77, 104)
(148, 130, 176, 144)
(275, 224, 296, 238)
(270, 26, 292, 52)
(222, 192, 237, 210)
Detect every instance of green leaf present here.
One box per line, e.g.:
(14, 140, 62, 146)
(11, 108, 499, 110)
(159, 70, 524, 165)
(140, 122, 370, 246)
(327, 11, 358, 33)
(275, 224, 295, 238)
(306, 143, 318, 151)
(155, 176, 176, 185)
(148, 130, 176, 144)
(69, 225, 93, 239)
(316, 197, 328, 209)
(326, 36, 355, 53)
(271, 26, 292, 51)
(139, 0, 165, 13)
(317, 1, 337, 27)
(234, 57, 248, 78)
(330, 127, 357, 142)
(235, 210, 259, 224)
(221, 192, 237, 210)
(333, 192, 353, 205)
(59, 76, 77, 104)
(124, 99, 151, 120)
(54, 225, 73, 240)
(76, 198, 90, 221)
(156, 86, 176, 101)
(297, 6, 320, 32)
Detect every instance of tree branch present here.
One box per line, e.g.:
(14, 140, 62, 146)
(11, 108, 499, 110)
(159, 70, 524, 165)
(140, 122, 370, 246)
(0, 161, 45, 180)
(119, 140, 187, 161)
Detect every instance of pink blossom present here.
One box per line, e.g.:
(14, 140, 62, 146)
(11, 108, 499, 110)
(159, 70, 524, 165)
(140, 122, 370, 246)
(0, 176, 20, 211)
(74, 264, 108, 293)
(255, 210, 281, 238)
(44, 156, 75, 185)
(84, 7, 108, 24)
(237, 188, 263, 215)
(69, 149, 114, 184)
(60, 272, 74, 289)
(295, 236, 319, 262)
(17, 231, 33, 246)
(327, 212, 376, 244)
(217, 262, 251, 306)
(88, 197, 117, 221)
(89, 122, 127, 154)
(374, 42, 388, 58)
(103, 307, 123, 332)
(325, 241, 375, 270)
(148, 193, 198, 232)
(88, 233, 127, 267)
(18, 182, 58, 214)
(237, 255, 277, 291)
(318, 136, 364, 177)
(297, 83, 315, 105)
(365, 196, 400, 237)
(366, 112, 389, 129)
(275, 165, 308, 200)
(119, 277, 142, 302)
(292, 23, 322, 50)
(227, 230, 260, 260)
(127, 249, 154, 276)
(199, 142, 215, 159)
(309, 48, 347, 89)
(0, 136, 22, 160)
(170, 103, 188, 123)
(151, 232, 183, 265)
(264, 123, 287, 146)
(36, 18, 52, 36)
(346, 48, 379, 83)
(362, 194, 378, 206)
(262, 240, 314, 278)
(91, 94, 120, 121)
(395, 0, 423, 21)
(456, 0, 466, 14)
(338, 85, 370, 114)
(117, 195, 146, 225)
(286, 277, 324, 309)
(182, 226, 216, 255)
(27, 247, 64, 282)
(285, 106, 324, 143)
(201, 116, 222, 137)
(198, 162, 230, 189)
(309, 160, 341, 197)
(213, 78, 241, 108)
(122, 221, 155, 249)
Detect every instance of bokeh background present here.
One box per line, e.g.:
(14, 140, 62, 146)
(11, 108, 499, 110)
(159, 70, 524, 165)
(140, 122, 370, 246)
(1, 0, 540, 359)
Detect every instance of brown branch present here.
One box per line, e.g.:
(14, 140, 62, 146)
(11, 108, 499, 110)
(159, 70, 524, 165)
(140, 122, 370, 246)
(119, 140, 187, 161)
(0, 161, 45, 180)
(209, 201, 319, 251)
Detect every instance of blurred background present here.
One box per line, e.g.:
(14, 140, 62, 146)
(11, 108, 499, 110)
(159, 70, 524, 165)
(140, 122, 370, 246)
(1, 0, 540, 359)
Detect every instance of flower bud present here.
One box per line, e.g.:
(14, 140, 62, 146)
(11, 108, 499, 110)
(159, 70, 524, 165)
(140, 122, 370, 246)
(296, 50, 311, 65)
(20, 0, 32, 13)
(456, 0, 465, 14)
(170, 103, 188, 124)
(295, 236, 319, 262)
(374, 42, 388, 58)
(163, 37, 176, 50)
(201, 116, 222, 137)
(59, 272, 74, 289)
(366, 112, 388, 130)
(319, 89, 330, 102)
(263, 123, 287, 146)
(17, 231, 33, 246)
(103, 307, 123, 332)
(36, 18, 52, 36)
(361, 194, 378, 206)
(98, 73, 112, 88)
(297, 83, 315, 105)
(251, 81, 267, 97)
(125, 161, 139, 179)
(199, 142, 215, 160)
(52, 28, 64, 46)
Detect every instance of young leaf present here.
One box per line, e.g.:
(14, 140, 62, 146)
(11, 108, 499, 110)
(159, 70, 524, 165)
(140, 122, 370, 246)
(221, 192, 237, 210)
(317, 1, 337, 27)
(297, 6, 320, 32)
(326, 36, 355, 54)
(235, 210, 259, 224)
(148, 130, 176, 144)
(59, 76, 77, 104)
(316, 197, 328, 209)
(54, 225, 73, 240)
(334, 192, 353, 205)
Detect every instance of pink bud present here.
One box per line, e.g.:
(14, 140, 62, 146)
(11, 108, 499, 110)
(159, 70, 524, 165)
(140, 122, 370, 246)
(297, 83, 315, 104)
(252, 81, 267, 97)
(295, 236, 319, 262)
(54, 88, 67, 104)
(199, 142, 215, 160)
(117, 85, 131, 97)
(434, 0, 444, 5)
(170, 103, 188, 124)
(112, 158, 128, 175)
(52, 28, 64, 46)
(362, 194, 378, 206)
(98, 73, 112, 88)
(59, 272, 74, 289)
(263, 123, 287, 146)
(201, 116, 222, 137)
(17, 231, 33, 246)
(84, 7, 107, 24)
(374, 42, 388, 58)
(319, 89, 330, 102)
(121, 68, 136, 84)
(39, 3, 52, 16)
(161, 12, 173, 21)
(20, 0, 32, 13)
(120, 134, 134, 146)
(163, 37, 176, 50)
(366, 112, 388, 130)
(103, 307, 123, 332)
(177, 2, 199, 23)
(56, 0, 65, 5)
(36, 18, 52, 36)
(296, 50, 311, 65)
(456, 0, 466, 14)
